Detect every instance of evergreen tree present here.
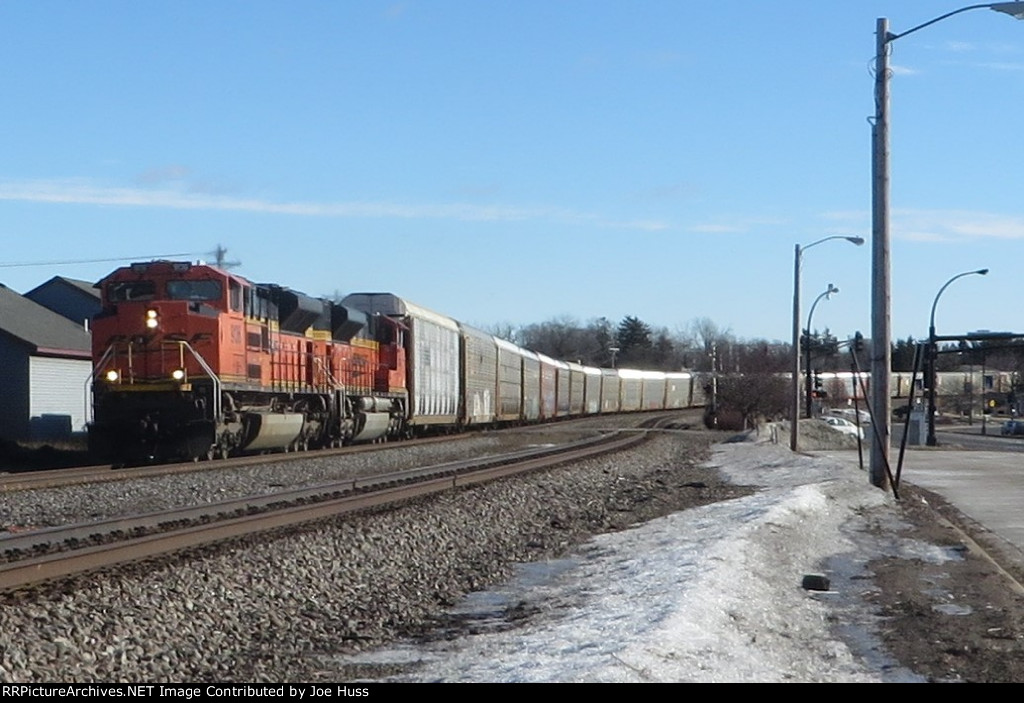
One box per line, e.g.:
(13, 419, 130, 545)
(616, 316, 653, 366)
(892, 336, 919, 371)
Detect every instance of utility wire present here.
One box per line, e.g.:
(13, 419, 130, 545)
(0, 252, 207, 268)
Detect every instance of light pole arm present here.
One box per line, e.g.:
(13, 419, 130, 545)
(926, 268, 989, 446)
(803, 235, 864, 253)
(930, 271, 986, 332)
(891, 3, 1024, 41)
(807, 284, 838, 336)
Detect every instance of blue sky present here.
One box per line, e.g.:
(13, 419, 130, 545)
(2, 1, 1023, 343)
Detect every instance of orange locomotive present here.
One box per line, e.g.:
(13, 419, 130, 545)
(89, 261, 409, 464)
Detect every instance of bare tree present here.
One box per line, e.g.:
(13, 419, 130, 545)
(710, 340, 789, 430)
(687, 317, 735, 372)
(482, 322, 521, 345)
(519, 316, 603, 363)
(714, 373, 789, 430)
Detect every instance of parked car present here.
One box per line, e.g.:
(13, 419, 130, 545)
(1001, 420, 1024, 436)
(828, 408, 871, 425)
(820, 415, 865, 440)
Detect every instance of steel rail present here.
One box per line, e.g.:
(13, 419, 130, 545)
(0, 431, 478, 493)
(0, 424, 658, 592)
(0, 431, 622, 558)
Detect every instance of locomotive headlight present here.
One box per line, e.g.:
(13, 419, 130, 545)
(145, 309, 159, 329)
(171, 368, 186, 381)
(105, 370, 120, 383)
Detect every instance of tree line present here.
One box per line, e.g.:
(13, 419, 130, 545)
(494, 314, 1024, 380)
(484, 315, 1024, 430)
(489, 315, 854, 376)
(489, 315, 792, 374)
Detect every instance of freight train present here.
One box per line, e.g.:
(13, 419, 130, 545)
(813, 369, 1017, 416)
(87, 261, 707, 464)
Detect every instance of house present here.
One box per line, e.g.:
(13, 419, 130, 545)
(24, 276, 102, 327)
(0, 283, 92, 440)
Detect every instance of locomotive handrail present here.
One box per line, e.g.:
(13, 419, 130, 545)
(312, 355, 343, 391)
(175, 340, 222, 420)
(89, 344, 118, 384)
(85, 344, 119, 423)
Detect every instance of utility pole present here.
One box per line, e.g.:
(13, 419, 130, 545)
(212, 244, 241, 270)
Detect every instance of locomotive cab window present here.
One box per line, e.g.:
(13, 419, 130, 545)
(167, 280, 223, 303)
(108, 281, 156, 302)
(229, 279, 244, 312)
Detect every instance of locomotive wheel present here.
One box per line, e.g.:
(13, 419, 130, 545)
(205, 444, 229, 461)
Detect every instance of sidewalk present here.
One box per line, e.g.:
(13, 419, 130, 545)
(819, 447, 1024, 557)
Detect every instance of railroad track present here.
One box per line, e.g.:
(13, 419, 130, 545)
(0, 410, 695, 493)
(0, 431, 474, 493)
(0, 415, 680, 592)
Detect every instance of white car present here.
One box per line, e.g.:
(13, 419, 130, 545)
(820, 415, 865, 440)
(828, 408, 871, 425)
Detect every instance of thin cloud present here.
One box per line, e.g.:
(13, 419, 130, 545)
(944, 40, 976, 53)
(889, 63, 919, 76)
(0, 178, 657, 230)
(900, 229, 953, 243)
(823, 208, 1024, 242)
(896, 208, 1024, 241)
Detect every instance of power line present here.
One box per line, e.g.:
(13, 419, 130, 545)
(0, 252, 207, 268)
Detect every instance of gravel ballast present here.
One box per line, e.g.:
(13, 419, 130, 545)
(0, 429, 733, 682)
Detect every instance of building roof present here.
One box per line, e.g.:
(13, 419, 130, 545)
(0, 283, 92, 358)
(25, 276, 101, 301)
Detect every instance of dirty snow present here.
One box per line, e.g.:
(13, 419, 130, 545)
(328, 440, 941, 682)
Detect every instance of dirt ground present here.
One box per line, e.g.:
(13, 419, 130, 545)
(867, 481, 1024, 683)
(764, 418, 1024, 682)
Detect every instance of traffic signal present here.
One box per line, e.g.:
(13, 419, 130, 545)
(811, 370, 828, 398)
(853, 331, 864, 352)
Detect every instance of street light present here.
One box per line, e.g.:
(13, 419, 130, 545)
(805, 283, 839, 420)
(927, 268, 989, 446)
(870, 3, 1024, 489)
(791, 236, 864, 451)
